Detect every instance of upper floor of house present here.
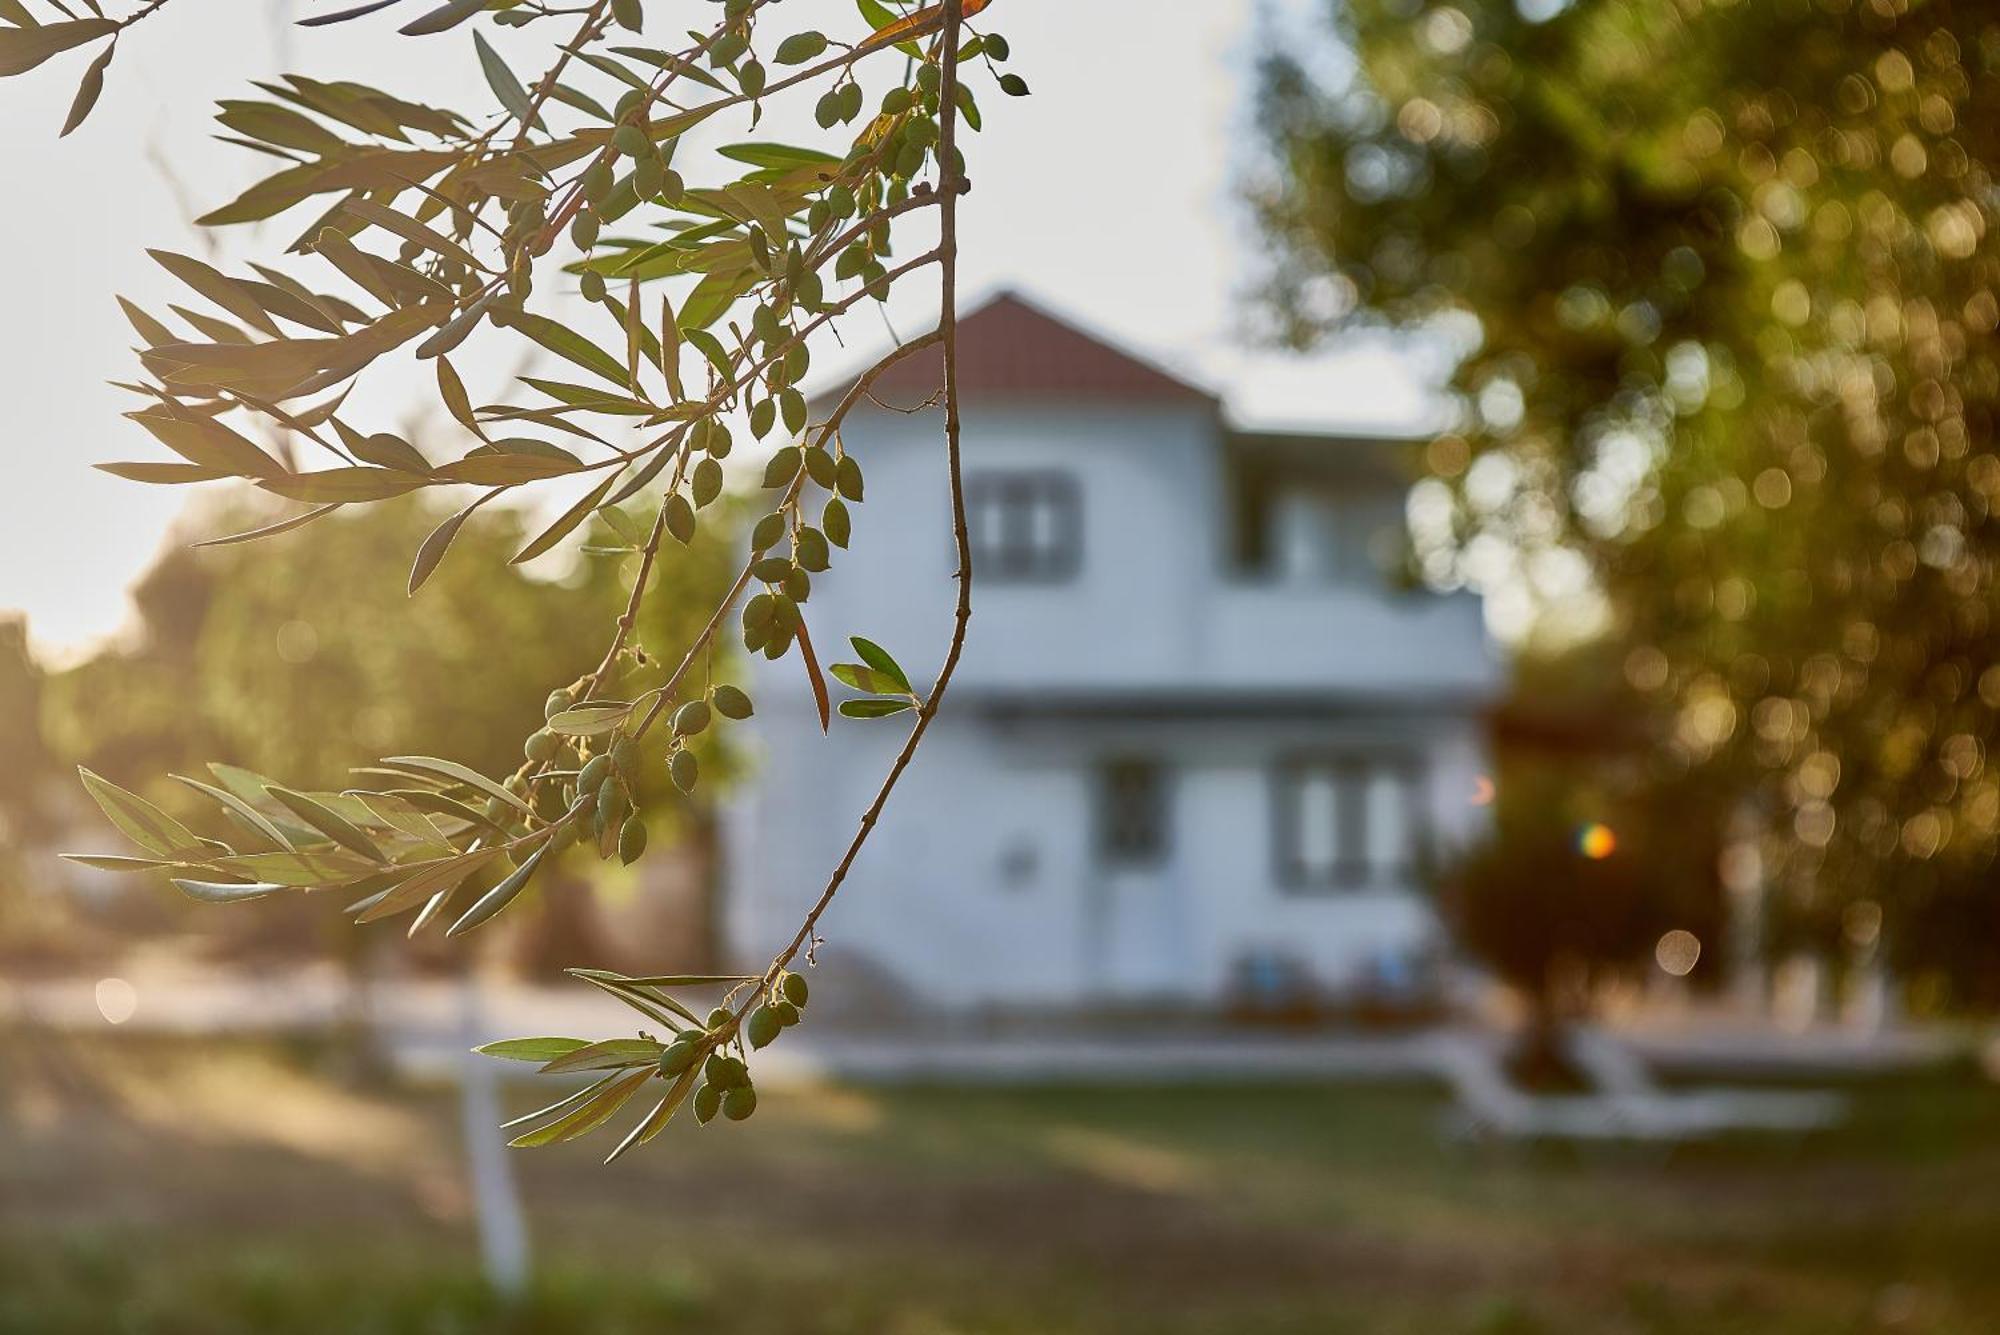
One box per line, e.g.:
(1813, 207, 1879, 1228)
(775, 291, 1498, 704)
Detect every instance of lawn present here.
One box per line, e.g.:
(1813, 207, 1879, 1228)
(3, 1031, 1998, 1334)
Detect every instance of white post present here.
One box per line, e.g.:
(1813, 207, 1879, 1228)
(458, 971, 530, 1297)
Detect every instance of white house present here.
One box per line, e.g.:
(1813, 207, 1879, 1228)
(723, 292, 1499, 1016)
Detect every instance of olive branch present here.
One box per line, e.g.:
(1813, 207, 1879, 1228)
(9, 0, 1019, 1157)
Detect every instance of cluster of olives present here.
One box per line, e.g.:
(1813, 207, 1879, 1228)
(503, 680, 754, 857)
(659, 970, 810, 1124)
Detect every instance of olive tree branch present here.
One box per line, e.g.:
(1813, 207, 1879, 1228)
(723, 0, 972, 1028)
(627, 323, 946, 742)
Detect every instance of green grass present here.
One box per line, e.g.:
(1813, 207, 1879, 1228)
(4, 1033, 2000, 1333)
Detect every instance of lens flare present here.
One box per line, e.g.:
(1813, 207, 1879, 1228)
(1578, 823, 1617, 859)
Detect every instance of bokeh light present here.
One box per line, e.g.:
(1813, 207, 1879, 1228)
(1577, 823, 1617, 860)
(93, 977, 137, 1026)
(1654, 930, 1702, 977)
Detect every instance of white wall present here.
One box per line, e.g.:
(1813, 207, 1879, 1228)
(726, 699, 1493, 1011)
(786, 399, 1226, 692)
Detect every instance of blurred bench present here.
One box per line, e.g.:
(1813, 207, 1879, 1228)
(1435, 1028, 1844, 1144)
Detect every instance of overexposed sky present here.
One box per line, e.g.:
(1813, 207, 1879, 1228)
(0, 0, 1445, 654)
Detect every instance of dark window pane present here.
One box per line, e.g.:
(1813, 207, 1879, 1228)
(1099, 759, 1167, 864)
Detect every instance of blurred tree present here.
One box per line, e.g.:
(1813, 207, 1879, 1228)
(1254, 0, 2000, 1007)
(0, 615, 69, 959)
(1454, 642, 1729, 1079)
(45, 489, 742, 970)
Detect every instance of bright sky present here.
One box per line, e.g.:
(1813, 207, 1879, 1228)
(0, 0, 1445, 655)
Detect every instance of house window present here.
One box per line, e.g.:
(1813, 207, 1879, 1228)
(966, 471, 1080, 581)
(1274, 755, 1424, 889)
(1098, 760, 1167, 866)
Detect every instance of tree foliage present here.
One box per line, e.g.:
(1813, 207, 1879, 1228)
(4, 0, 1011, 1153)
(1255, 0, 2000, 1003)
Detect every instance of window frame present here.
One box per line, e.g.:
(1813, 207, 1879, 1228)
(962, 469, 1082, 583)
(1271, 752, 1426, 892)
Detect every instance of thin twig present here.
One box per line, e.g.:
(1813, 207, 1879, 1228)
(729, 0, 972, 1021)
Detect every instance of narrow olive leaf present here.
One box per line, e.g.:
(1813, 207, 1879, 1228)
(192, 502, 342, 548)
(445, 844, 547, 938)
(77, 767, 205, 858)
(436, 452, 581, 485)
(297, 0, 406, 27)
(850, 636, 912, 692)
(171, 879, 289, 904)
(409, 497, 479, 594)
(473, 29, 534, 124)
(508, 310, 631, 388)
(508, 1067, 651, 1148)
(435, 355, 485, 437)
(354, 792, 455, 849)
(796, 616, 831, 734)
(58, 36, 111, 136)
(605, 1064, 698, 1163)
(407, 882, 461, 938)
(564, 968, 702, 1028)
(170, 774, 295, 850)
(476, 1036, 590, 1063)
(398, 0, 482, 35)
(382, 755, 535, 815)
(717, 141, 840, 169)
(343, 197, 487, 272)
(209, 848, 379, 886)
(677, 266, 756, 333)
(623, 276, 642, 384)
(267, 787, 387, 861)
(97, 461, 228, 484)
(501, 1071, 623, 1131)
(839, 697, 915, 719)
(511, 473, 621, 565)
(208, 761, 282, 805)
(415, 290, 493, 359)
(0, 18, 115, 77)
(350, 432, 430, 473)
(352, 848, 500, 922)
(129, 407, 287, 478)
(116, 297, 175, 348)
(685, 327, 731, 380)
(62, 853, 187, 873)
(383, 786, 514, 836)
(656, 292, 685, 400)
(148, 250, 283, 336)
(829, 663, 895, 694)
(617, 973, 756, 987)
(597, 504, 650, 548)
(536, 1037, 663, 1074)
(546, 701, 632, 735)
(544, 80, 610, 121)
(261, 469, 428, 503)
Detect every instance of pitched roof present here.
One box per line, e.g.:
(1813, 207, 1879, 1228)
(815, 289, 1217, 410)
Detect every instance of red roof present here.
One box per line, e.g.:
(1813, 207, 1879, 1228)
(816, 290, 1216, 409)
